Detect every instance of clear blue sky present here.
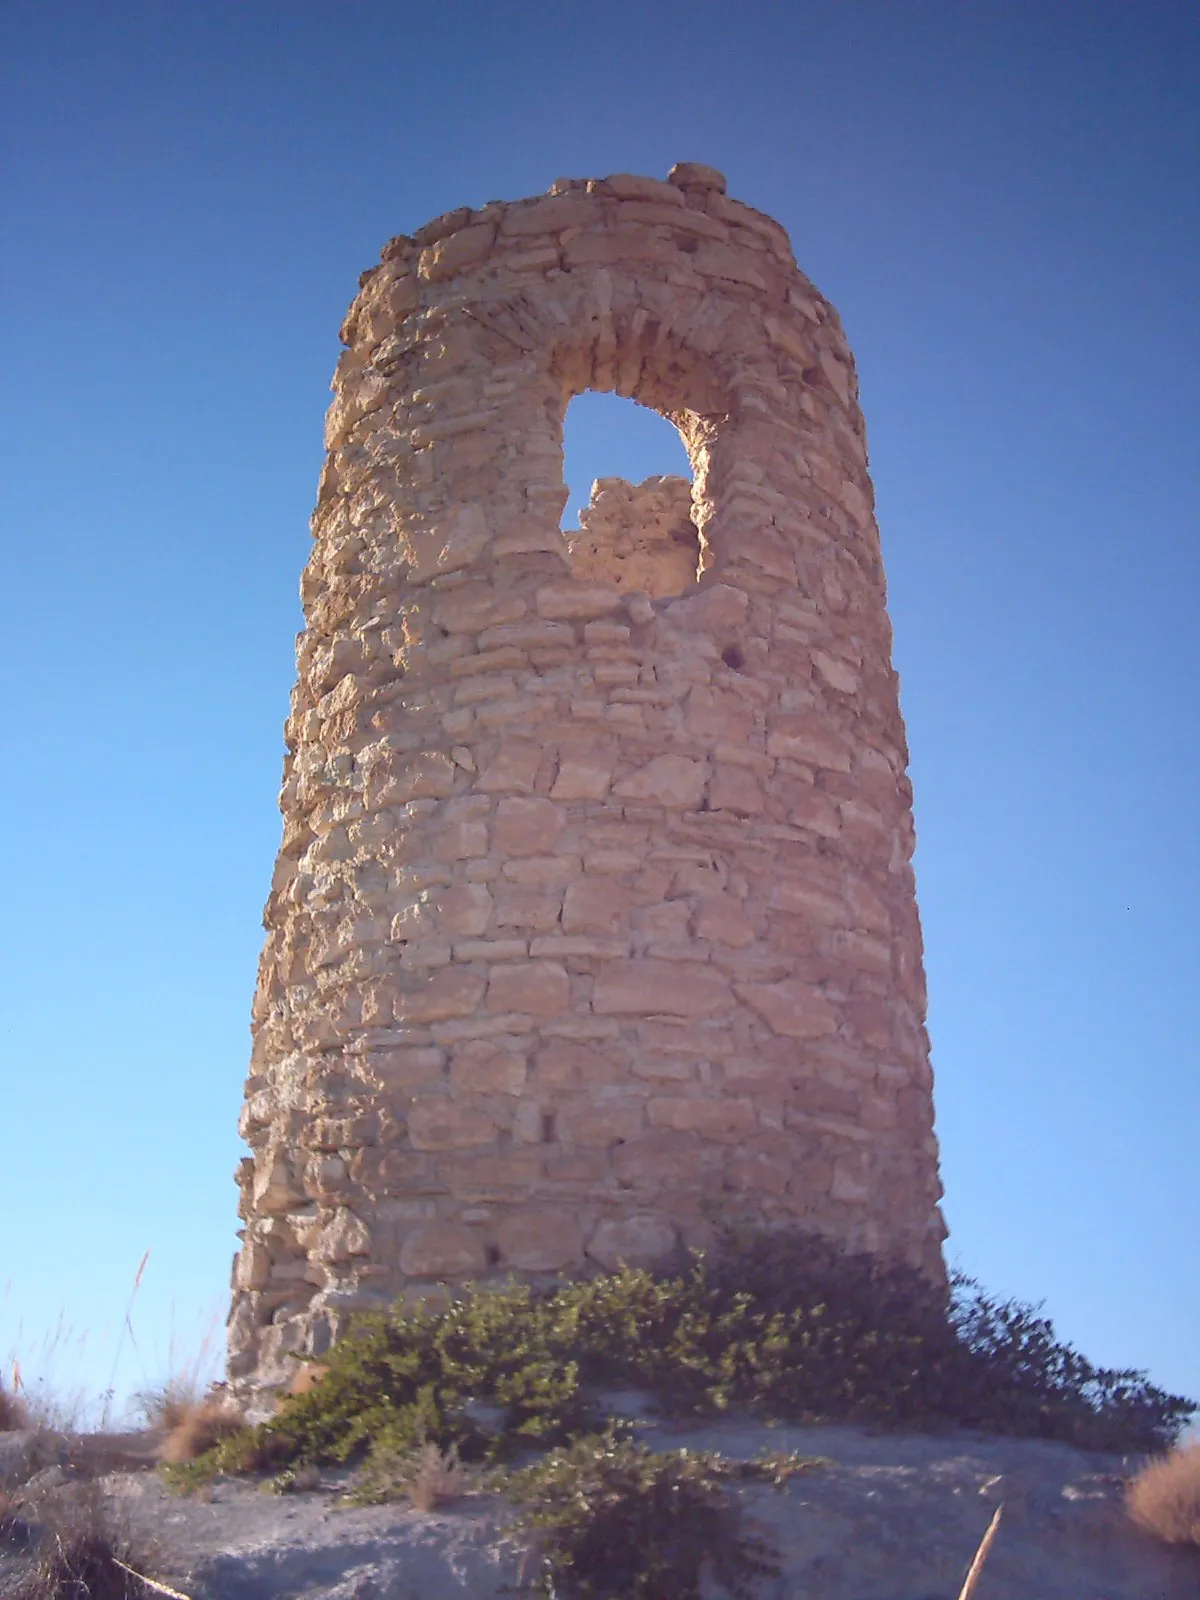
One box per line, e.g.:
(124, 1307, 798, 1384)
(2, 1, 1197, 1424)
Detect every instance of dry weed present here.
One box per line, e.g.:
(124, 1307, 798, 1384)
(405, 1441, 473, 1512)
(1, 1486, 34, 1549)
(8, 1478, 186, 1599)
(1126, 1442, 1200, 1547)
(158, 1397, 244, 1465)
(359, 1440, 474, 1510)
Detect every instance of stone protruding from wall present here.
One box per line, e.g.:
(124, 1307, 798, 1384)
(567, 476, 700, 599)
(228, 164, 946, 1395)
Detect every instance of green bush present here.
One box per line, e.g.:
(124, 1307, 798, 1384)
(502, 1433, 781, 1600)
(173, 1232, 1195, 1491)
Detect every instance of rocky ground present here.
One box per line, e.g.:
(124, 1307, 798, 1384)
(2, 1416, 1197, 1599)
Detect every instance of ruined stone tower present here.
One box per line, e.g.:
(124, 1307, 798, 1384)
(229, 165, 945, 1391)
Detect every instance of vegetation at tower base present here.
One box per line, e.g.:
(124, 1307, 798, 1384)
(502, 1433, 792, 1600)
(174, 1233, 1194, 1495)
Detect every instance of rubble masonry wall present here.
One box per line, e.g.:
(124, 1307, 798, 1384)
(228, 164, 945, 1392)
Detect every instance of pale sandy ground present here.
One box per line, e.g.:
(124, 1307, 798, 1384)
(3, 1416, 1199, 1599)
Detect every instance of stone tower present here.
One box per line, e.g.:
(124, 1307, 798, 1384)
(229, 165, 945, 1392)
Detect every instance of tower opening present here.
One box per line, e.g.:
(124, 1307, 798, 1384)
(560, 391, 701, 600)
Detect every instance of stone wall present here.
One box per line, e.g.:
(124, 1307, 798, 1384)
(228, 164, 946, 1393)
(567, 475, 700, 599)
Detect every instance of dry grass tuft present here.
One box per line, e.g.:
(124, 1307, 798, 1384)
(404, 1441, 473, 1512)
(7, 1478, 185, 1599)
(1, 1487, 33, 1549)
(357, 1439, 474, 1511)
(15, 1528, 146, 1599)
(1126, 1442, 1200, 1547)
(158, 1397, 245, 1466)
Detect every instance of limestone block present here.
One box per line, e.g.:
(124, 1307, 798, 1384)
(647, 1097, 758, 1136)
(769, 877, 847, 927)
(418, 223, 496, 281)
(408, 1100, 501, 1151)
(374, 751, 458, 804)
(492, 884, 563, 930)
(693, 894, 755, 947)
(395, 969, 487, 1024)
(592, 959, 732, 1017)
(314, 1208, 372, 1262)
(493, 797, 566, 857)
(450, 1043, 528, 1094)
(399, 1222, 487, 1277)
(486, 960, 571, 1017)
(502, 855, 578, 888)
(500, 194, 597, 235)
(432, 587, 526, 635)
(562, 878, 629, 936)
(613, 755, 709, 807)
(371, 1047, 446, 1088)
(587, 1214, 679, 1270)
(767, 716, 852, 772)
(709, 764, 764, 815)
(812, 649, 860, 693)
(632, 900, 690, 945)
(736, 980, 838, 1039)
(612, 1131, 705, 1189)
(535, 579, 624, 620)
(452, 938, 529, 963)
(551, 752, 615, 801)
(496, 1210, 584, 1269)
(558, 1098, 646, 1146)
(443, 1150, 543, 1199)
(536, 1038, 621, 1087)
(476, 742, 543, 794)
(603, 173, 685, 204)
(434, 819, 489, 861)
(252, 1147, 305, 1215)
(433, 883, 493, 937)
(668, 161, 727, 192)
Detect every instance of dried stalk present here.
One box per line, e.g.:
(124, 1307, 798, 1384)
(957, 1503, 1003, 1600)
(111, 1555, 194, 1599)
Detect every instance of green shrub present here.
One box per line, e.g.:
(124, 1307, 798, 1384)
(172, 1232, 1194, 1489)
(501, 1433, 781, 1600)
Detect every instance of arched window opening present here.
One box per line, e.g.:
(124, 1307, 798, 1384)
(560, 392, 701, 600)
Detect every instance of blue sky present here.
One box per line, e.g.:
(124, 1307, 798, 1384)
(2, 0, 1196, 1422)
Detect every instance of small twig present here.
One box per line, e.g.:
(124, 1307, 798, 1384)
(957, 1503, 1003, 1600)
(111, 1555, 195, 1599)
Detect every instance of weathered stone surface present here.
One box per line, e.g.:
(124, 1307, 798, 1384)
(592, 960, 732, 1017)
(230, 167, 945, 1395)
(562, 877, 628, 935)
(407, 1101, 500, 1151)
(551, 751, 615, 801)
(567, 476, 699, 599)
(486, 960, 570, 1016)
(395, 969, 487, 1024)
(493, 797, 564, 857)
(613, 754, 709, 807)
(398, 1221, 486, 1278)
(587, 1213, 678, 1269)
(736, 979, 838, 1039)
(496, 1209, 583, 1270)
